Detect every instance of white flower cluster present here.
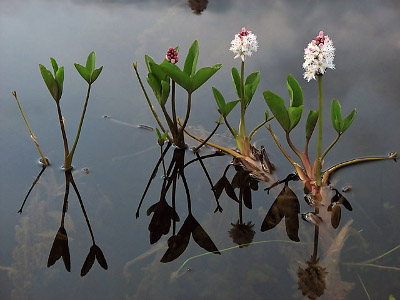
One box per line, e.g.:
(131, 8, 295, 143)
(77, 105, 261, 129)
(230, 27, 258, 61)
(303, 31, 335, 82)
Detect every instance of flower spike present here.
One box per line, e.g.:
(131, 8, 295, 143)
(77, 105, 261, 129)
(303, 31, 335, 81)
(230, 27, 258, 61)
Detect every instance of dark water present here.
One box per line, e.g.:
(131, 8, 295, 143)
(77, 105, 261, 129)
(1, 0, 400, 299)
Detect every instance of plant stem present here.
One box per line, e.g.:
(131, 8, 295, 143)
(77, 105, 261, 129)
(266, 125, 308, 180)
(193, 119, 222, 152)
(65, 84, 91, 169)
(223, 115, 237, 137)
(248, 120, 267, 142)
(12, 91, 48, 166)
(321, 153, 397, 185)
(316, 75, 323, 186)
(238, 60, 246, 139)
(171, 81, 177, 128)
(286, 131, 312, 176)
(320, 134, 341, 161)
(55, 102, 70, 167)
(180, 92, 192, 131)
(133, 63, 172, 141)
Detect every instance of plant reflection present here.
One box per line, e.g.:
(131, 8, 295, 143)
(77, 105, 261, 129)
(187, 0, 208, 14)
(137, 144, 223, 262)
(45, 169, 108, 276)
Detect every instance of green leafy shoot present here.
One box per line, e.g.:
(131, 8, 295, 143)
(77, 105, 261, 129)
(39, 58, 64, 102)
(212, 87, 239, 117)
(331, 99, 356, 135)
(74, 51, 103, 84)
(305, 110, 319, 140)
(156, 128, 169, 146)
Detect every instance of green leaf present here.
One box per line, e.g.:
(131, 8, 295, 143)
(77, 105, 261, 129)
(74, 63, 90, 84)
(147, 73, 162, 102)
(331, 99, 342, 134)
(39, 64, 59, 101)
(161, 130, 169, 140)
(287, 75, 303, 107)
(263, 91, 290, 131)
(145, 55, 157, 73)
(86, 52, 96, 74)
(90, 66, 103, 83)
(305, 110, 318, 140)
(244, 84, 253, 107)
(155, 128, 162, 139)
(160, 79, 170, 106)
(288, 105, 304, 132)
(50, 58, 59, 75)
(212, 87, 226, 112)
(160, 63, 191, 92)
(231, 67, 241, 98)
(341, 109, 356, 133)
(191, 64, 222, 92)
(183, 40, 199, 77)
(224, 100, 240, 116)
(245, 71, 260, 88)
(151, 59, 169, 82)
(55, 67, 64, 100)
(243, 72, 260, 107)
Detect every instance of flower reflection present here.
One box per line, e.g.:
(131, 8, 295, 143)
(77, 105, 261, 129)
(228, 220, 255, 247)
(297, 258, 327, 300)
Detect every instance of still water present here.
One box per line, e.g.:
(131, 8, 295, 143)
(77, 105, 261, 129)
(1, 0, 400, 299)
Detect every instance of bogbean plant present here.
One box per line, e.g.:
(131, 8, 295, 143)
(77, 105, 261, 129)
(36, 52, 107, 276)
(263, 31, 397, 208)
(134, 40, 222, 149)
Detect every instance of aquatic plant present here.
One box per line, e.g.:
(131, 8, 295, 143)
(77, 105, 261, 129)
(37, 52, 107, 275)
(133, 40, 221, 149)
(263, 31, 397, 206)
(184, 27, 275, 182)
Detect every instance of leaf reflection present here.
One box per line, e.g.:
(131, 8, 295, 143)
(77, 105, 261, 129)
(47, 226, 71, 271)
(161, 214, 220, 263)
(261, 183, 300, 242)
(138, 146, 222, 262)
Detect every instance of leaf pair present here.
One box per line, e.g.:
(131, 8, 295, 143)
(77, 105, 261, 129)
(261, 184, 300, 242)
(146, 55, 171, 106)
(263, 75, 304, 132)
(160, 214, 220, 263)
(81, 244, 108, 276)
(155, 128, 169, 146)
(39, 58, 64, 102)
(212, 175, 239, 203)
(331, 99, 356, 135)
(160, 40, 222, 93)
(212, 87, 239, 117)
(232, 68, 260, 107)
(74, 52, 103, 85)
